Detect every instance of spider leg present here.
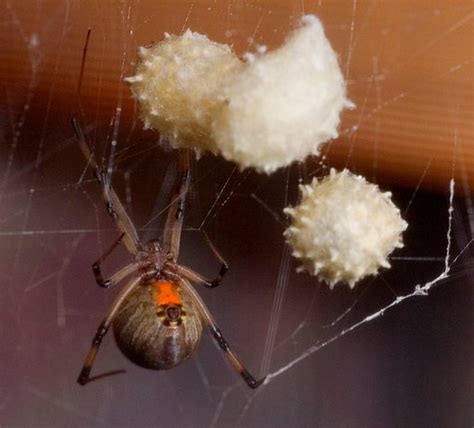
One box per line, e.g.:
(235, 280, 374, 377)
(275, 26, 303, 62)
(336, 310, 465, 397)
(101, 178, 141, 254)
(170, 232, 229, 288)
(165, 272, 265, 389)
(93, 262, 139, 289)
(201, 231, 229, 287)
(77, 274, 144, 385)
(174, 264, 227, 289)
(162, 149, 191, 260)
(92, 232, 128, 287)
(72, 116, 141, 254)
(209, 328, 265, 389)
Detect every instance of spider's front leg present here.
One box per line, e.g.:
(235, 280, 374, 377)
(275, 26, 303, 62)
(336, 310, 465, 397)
(162, 150, 229, 288)
(72, 116, 141, 256)
(162, 149, 191, 259)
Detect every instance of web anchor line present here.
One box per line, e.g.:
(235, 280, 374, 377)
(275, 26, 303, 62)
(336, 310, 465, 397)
(264, 179, 459, 385)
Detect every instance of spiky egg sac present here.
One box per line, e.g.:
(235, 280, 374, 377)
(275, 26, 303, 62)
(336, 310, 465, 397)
(125, 30, 243, 154)
(126, 15, 353, 173)
(284, 169, 408, 288)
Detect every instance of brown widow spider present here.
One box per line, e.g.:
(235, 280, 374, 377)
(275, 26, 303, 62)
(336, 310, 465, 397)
(73, 117, 264, 389)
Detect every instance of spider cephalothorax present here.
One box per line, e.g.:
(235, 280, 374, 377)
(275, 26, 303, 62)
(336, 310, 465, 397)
(73, 117, 264, 388)
(134, 240, 171, 280)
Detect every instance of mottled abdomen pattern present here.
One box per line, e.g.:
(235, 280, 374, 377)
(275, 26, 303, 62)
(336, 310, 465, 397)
(113, 280, 203, 370)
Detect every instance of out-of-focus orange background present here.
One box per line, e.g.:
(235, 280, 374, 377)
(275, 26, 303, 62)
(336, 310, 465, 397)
(3, 0, 473, 191)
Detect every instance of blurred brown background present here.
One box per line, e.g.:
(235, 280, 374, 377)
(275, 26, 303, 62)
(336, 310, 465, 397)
(3, 0, 473, 191)
(1, 1, 473, 427)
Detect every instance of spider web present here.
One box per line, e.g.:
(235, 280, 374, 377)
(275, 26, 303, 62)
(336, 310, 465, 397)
(0, 1, 473, 427)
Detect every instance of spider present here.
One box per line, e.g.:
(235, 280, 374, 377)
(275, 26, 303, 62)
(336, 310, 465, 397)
(73, 118, 264, 389)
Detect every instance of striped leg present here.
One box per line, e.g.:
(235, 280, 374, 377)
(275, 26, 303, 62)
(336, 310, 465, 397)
(77, 275, 143, 385)
(169, 274, 265, 389)
(162, 149, 191, 260)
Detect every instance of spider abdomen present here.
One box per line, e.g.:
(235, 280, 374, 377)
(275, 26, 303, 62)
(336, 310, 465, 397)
(112, 280, 202, 370)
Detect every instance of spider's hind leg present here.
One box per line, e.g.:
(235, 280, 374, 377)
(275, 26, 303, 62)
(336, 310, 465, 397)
(210, 327, 265, 389)
(77, 275, 143, 385)
(169, 273, 266, 389)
